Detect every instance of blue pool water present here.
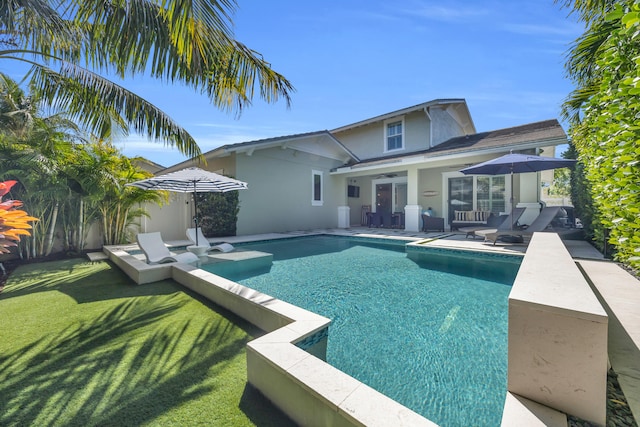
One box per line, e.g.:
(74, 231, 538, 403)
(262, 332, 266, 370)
(202, 236, 521, 426)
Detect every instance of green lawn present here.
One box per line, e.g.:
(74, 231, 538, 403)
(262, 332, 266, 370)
(0, 258, 295, 426)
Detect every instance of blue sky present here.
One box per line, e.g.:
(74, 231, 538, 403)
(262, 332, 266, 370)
(7, 1, 584, 166)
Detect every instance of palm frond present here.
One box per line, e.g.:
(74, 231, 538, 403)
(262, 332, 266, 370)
(1, 0, 82, 62)
(30, 62, 202, 159)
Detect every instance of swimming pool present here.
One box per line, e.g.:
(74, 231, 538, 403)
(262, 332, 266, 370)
(200, 235, 521, 427)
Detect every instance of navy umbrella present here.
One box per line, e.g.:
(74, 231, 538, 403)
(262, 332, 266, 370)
(127, 167, 248, 244)
(460, 153, 576, 229)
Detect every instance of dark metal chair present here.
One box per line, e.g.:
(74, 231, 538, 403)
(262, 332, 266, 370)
(422, 214, 445, 232)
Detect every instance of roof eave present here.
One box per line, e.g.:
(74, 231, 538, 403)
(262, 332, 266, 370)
(331, 136, 567, 175)
(219, 131, 359, 163)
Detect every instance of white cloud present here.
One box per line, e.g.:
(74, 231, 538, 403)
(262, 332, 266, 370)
(400, 4, 489, 22)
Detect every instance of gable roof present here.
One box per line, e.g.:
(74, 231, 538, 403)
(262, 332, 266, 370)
(333, 119, 567, 172)
(218, 130, 359, 163)
(162, 130, 360, 173)
(330, 99, 476, 135)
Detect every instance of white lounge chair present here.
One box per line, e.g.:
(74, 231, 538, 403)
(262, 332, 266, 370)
(136, 232, 199, 264)
(186, 228, 235, 253)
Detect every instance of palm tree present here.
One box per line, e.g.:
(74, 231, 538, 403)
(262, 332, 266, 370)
(0, 0, 294, 159)
(0, 72, 35, 138)
(94, 151, 167, 245)
(556, 0, 618, 123)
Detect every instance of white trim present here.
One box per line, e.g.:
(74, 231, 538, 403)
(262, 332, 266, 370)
(312, 170, 323, 206)
(383, 117, 405, 153)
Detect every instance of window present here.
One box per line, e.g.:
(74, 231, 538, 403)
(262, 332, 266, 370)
(476, 176, 505, 213)
(312, 170, 323, 206)
(384, 119, 404, 152)
(446, 174, 508, 218)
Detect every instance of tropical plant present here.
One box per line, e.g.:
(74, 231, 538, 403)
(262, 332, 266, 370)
(564, 142, 595, 238)
(560, 0, 640, 270)
(95, 150, 167, 245)
(0, 0, 294, 159)
(197, 191, 239, 236)
(0, 180, 37, 254)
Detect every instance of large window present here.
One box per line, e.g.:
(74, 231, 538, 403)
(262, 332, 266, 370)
(385, 119, 404, 152)
(446, 174, 508, 220)
(312, 170, 323, 206)
(477, 176, 505, 213)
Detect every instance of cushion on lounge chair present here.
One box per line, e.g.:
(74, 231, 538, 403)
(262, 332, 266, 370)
(186, 228, 235, 252)
(137, 232, 199, 264)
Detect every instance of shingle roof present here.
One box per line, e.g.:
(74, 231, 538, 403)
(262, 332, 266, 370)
(345, 119, 567, 167)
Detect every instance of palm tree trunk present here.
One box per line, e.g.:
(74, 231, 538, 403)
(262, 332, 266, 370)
(44, 202, 59, 256)
(78, 198, 84, 251)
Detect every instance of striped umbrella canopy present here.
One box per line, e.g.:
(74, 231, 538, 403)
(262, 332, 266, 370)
(127, 167, 248, 244)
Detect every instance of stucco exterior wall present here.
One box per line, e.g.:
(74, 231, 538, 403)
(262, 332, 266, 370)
(346, 176, 374, 226)
(235, 148, 344, 235)
(419, 167, 445, 217)
(137, 192, 191, 242)
(334, 110, 431, 160)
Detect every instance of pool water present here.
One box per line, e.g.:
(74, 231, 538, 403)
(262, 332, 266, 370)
(202, 236, 520, 427)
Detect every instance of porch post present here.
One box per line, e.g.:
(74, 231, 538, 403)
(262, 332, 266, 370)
(337, 177, 351, 228)
(404, 167, 422, 232)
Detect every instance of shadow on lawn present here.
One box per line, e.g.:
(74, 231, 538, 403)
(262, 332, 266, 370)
(0, 260, 295, 426)
(0, 259, 178, 303)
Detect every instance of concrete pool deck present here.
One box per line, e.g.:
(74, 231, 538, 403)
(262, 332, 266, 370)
(103, 229, 637, 426)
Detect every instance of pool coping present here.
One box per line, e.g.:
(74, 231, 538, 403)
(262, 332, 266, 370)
(103, 231, 609, 426)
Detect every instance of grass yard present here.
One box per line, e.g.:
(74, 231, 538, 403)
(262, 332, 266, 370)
(0, 258, 295, 426)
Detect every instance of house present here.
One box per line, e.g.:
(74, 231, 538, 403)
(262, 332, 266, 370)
(139, 99, 569, 240)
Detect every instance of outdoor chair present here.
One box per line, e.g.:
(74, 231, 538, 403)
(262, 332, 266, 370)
(186, 228, 235, 253)
(136, 232, 199, 264)
(458, 207, 526, 239)
(477, 206, 562, 245)
(422, 214, 445, 232)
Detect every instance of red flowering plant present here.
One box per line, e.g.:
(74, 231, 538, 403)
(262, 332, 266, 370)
(0, 180, 37, 253)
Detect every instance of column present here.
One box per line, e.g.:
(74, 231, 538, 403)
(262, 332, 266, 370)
(337, 206, 350, 228)
(404, 167, 422, 232)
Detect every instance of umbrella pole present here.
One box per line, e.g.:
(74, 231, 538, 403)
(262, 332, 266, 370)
(193, 181, 199, 245)
(510, 171, 514, 230)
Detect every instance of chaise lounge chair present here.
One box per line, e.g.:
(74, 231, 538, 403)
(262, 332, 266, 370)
(186, 228, 235, 253)
(458, 207, 526, 239)
(477, 206, 562, 245)
(136, 232, 200, 264)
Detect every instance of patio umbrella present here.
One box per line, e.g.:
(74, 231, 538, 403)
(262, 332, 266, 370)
(459, 153, 576, 229)
(127, 167, 248, 245)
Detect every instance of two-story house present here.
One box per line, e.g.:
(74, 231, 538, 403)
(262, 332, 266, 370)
(140, 99, 568, 240)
